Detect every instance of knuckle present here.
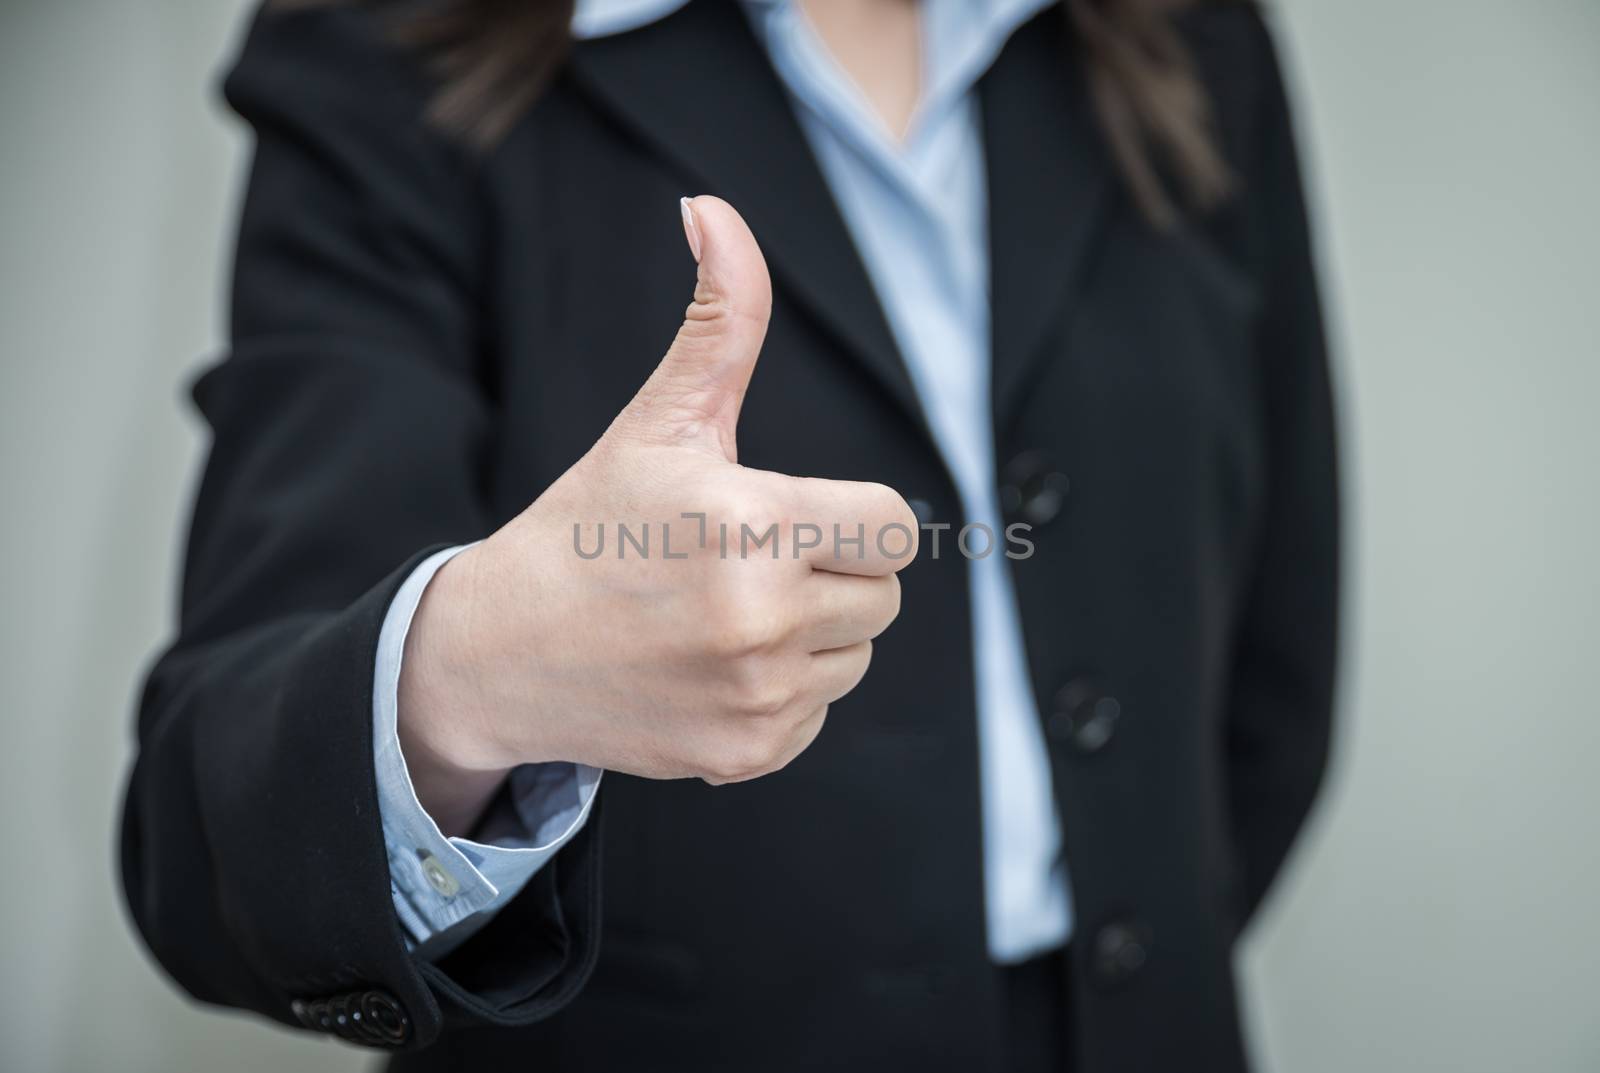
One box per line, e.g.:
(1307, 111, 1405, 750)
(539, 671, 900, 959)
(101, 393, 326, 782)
(706, 705, 828, 784)
(835, 641, 874, 698)
(708, 730, 783, 783)
(877, 576, 903, 631)
(764, 709, 828, 777)
(703, 757, 749, 784)
(702, 760, 753, 785)
(732, 672, 793, 720)
(700, 740, 746, 783)
(707, 619, 755, 660)
(677, 480, 742, 540)
(707, 604, 782, 659)
(698, 481, 749, 526)
(695, 485, 788, 554)
(736, 477, 792, 532)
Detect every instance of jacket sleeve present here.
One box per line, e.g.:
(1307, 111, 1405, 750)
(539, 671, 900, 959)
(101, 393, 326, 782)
(1223, 10, 1342, 928)
(118, 2, 600, 1050)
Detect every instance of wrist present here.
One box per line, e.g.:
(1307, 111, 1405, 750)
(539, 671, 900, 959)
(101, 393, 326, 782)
(397, 546, 516, 835)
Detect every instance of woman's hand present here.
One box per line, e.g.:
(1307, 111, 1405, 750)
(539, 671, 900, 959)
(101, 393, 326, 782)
(397, 196, 918, 834)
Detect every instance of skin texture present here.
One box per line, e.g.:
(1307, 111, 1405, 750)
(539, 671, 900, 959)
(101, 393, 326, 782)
(799, 0, 923, 141)
(398, 197, 920, 836)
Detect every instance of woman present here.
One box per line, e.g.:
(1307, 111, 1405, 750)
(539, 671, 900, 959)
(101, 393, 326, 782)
(120, 0, 1339, 1070)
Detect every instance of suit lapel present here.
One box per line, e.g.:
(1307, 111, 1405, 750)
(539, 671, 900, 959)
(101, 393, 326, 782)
(568, 1, 1114, 443)
(982, 8, 1114, 432)
(565, 0, 926, 428)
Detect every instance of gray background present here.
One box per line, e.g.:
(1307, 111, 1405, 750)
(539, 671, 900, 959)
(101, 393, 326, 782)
(2, 1, 1597, 1070)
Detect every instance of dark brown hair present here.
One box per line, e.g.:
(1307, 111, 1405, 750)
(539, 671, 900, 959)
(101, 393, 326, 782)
(306, 0, 1234, 226)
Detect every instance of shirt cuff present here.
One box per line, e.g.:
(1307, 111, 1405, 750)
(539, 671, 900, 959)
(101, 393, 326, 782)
(372, 544, 603, 955)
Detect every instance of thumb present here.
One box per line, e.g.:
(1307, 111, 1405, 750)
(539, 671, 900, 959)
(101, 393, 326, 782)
(615, 195, 772, 462)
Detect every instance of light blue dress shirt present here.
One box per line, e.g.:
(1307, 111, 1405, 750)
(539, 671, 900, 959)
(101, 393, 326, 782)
(375, 0, 1071, 964)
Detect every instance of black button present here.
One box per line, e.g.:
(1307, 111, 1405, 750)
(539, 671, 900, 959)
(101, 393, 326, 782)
(999, 451, 1069, 526)
(1092, 919, 1153, 986)
(906, 497, 934, 525)
(358, 989, 411, 1046)
(294, 989, 410, 1047)
(1048, 678, 1121, 754)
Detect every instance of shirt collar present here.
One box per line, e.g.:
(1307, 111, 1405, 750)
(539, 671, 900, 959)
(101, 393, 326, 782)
(571, 0, 1052, 43)
(571, 0, 692, 40)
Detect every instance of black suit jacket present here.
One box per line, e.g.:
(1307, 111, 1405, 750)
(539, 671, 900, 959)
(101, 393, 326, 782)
(120, 2, 1339, 1070)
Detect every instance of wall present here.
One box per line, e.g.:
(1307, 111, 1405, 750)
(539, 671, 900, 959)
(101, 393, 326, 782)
(0, 2, 364, 1070)
(1238, 3, 1600, 1071)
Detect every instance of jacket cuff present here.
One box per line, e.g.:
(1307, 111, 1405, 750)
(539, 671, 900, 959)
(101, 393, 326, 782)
(189, 544, 602, 1049)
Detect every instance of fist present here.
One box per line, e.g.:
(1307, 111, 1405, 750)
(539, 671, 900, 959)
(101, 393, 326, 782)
(400, 197, 918, 808)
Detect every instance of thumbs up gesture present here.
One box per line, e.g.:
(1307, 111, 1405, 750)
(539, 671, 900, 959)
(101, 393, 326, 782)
(399, 197, 918, 826)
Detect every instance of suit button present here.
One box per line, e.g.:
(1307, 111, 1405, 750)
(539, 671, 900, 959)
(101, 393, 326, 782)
(296, 990, 410, 1047)
(999, 451, 1069, 526)
(330, 995, 358, 1041)
(1092, 919, 1153, 986)
(358, 989, 411, 1046)
(1048, 678, 1121, 754)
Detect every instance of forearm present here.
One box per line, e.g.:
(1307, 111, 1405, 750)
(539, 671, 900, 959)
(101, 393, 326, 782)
(376, 543, 602, 955)
(394, 545, 514, 838)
